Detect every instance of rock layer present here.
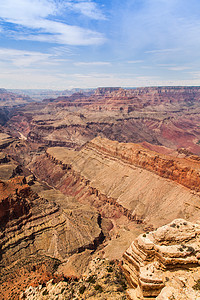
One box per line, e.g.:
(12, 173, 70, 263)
(5, 86, 200, 154)
(123, 219, 200, 299)
(88, 137, 200, 191)
(0, 176, 102, 269)
(30, 137, 200, 229)
(48, 86, 200, 111)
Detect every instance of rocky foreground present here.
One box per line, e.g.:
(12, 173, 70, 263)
(18, 219, 200, 300)
(123, 219, 200, 299)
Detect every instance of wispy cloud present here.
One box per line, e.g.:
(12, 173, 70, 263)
(0, 47, 64, 67)
(66, 1, 106, 20)
(127, 60, 144, 64)
(168, 66, 191, 71)
(145, 49, 180, 54)
(0, 0, 106, 45)
(74, 61, 111, 66)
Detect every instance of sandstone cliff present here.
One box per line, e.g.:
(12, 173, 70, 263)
(88, 137, 200, 192)
(123, 219, 200, 299)
(30, 137, 200, 230)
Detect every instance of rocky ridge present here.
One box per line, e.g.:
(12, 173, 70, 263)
(0, 176, 102, 268)
(4, 86, 200, 154)
(123, 219, 200, 299)
(48, 86, 200, 111)
(0, 88, 34, 107)
(88, 137, 200, 192)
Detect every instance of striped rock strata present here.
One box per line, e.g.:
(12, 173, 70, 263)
(32, 137, 200, 228)
(123, 219, 200, 299)
(0, 176, 102, 269)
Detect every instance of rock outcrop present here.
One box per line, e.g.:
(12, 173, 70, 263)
(123, 219, 200, 299)
(0, 133, 16, 149)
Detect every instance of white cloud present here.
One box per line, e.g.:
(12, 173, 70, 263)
(74, 61, 111, 66)
(16, 20, 105, 45)
(0, 0, 58, 24)
(0, 0, 105, 45)
(0, 47, 63, 67)
(66, 1, 106, 20)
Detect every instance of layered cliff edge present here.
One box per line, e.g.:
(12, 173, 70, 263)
(88, 137, 200, 191)
(123, 218, 200, 299)
(32, 136, 200, 228)
(19, 218, 200, 300)
(49, 86, 200, 111)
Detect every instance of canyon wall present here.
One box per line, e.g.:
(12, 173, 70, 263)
(0, 175, 102, 269)
(50, 86, 200, 111)
(5, 86, 200, 154)
(88, 137, 200, 191)
(30, 137, 200, 229)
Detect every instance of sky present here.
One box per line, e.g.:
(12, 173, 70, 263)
(0, 0, 200, 89)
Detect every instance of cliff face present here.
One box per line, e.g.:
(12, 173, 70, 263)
(4, 86, 200, 155)
(0, 176, 102, 269)
(89, 137, 200, 191)
(0, 177, 30, 229)
(0, 89, 33, 107)
(30, 137, 200, 229)
(48, 86, 200, 111)
(123, 219, 200, 299)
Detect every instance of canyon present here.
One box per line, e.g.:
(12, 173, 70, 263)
(0, 86, 200, 299)
(4, 86, 200, 155)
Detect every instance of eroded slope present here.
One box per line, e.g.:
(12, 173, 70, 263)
(30, 137, 200, 230)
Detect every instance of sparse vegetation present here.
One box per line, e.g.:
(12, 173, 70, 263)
(79, 285, 86, 294)
(86, 275, 96, 284)
(186, 246, 196, 254)
(107, 266, 113, 272)
(193, 279, 200, 290)
(94, 284, 103, 292)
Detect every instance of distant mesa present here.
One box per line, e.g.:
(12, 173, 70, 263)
(0, 88, 34, 107)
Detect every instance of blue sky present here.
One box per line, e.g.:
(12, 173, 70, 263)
(0, 0, 200, 89)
